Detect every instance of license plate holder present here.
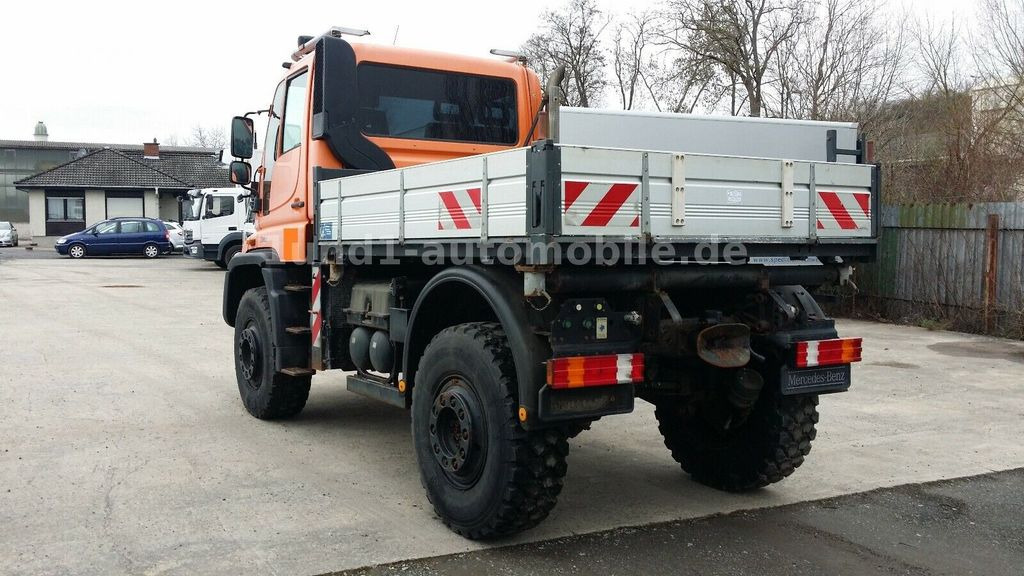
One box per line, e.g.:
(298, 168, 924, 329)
(780, 364, 851, 395)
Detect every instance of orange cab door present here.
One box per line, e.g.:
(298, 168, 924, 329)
(267, 69, 309, 217)
(256, 69, 310, 261)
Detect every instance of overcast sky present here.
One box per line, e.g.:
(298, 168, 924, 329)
(0, 0, 974, 146)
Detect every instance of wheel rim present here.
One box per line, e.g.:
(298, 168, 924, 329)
(70, 245, 83, 258)
(238, 323, 262, 387)
(145, 245, 158, 257)
(429, 375, 487, 488)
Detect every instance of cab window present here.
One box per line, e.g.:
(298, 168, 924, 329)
(263, 81, 286, 180)
(205, 195, 235, 218)
(280, 71, 308, 154)
(356, 64, 518, 145)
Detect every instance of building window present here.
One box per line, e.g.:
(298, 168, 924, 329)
(46, 197, 85, 221)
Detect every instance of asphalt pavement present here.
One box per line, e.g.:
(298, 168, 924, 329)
(338, 468, 1024, 576)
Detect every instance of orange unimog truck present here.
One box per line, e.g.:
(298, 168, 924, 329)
(224, 27, 875, 538)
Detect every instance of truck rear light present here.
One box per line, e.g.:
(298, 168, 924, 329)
(794, 338, 862, 368)
(546, 353, 644, 389)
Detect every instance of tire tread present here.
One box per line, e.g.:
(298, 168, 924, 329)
(419, 322, 569, 539)
(655, 391, 818, 492)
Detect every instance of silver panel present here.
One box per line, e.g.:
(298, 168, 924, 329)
(560, 107, 859, 163)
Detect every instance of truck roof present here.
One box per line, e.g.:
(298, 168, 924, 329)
(290, 35, 532, 81)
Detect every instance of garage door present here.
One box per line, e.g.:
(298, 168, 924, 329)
(107, 196, 144, 218)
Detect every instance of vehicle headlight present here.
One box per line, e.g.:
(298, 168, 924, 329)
(56, 238, 67, 244)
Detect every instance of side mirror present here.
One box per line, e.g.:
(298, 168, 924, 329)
(229, 161, 252, 186)
(230, 116, 255, 159)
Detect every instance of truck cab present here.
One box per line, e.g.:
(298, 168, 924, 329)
(182, 188, 252, 268)
(231, 30, 543, 263)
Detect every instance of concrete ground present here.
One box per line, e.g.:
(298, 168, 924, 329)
(1, 257, 1023, 575)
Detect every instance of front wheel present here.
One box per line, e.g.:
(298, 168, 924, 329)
(223, 244, 242, 265)
(412, 322, 569, 539)
(654, 384, 818, 493)
(68, 243, 85, 259)
(234, 287, 310, 419)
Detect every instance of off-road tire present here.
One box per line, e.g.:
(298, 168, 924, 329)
(412, 322, 569, 539)
(234, 287, 310, 419)
(654, 387, 818, 492)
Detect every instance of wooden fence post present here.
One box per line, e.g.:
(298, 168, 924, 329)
(983, 214, 1000, 333)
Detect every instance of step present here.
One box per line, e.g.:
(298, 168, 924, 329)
(284, 284, 311, 293)
(346, 374, 405, 408)
(281, 367, 315, 377)
(285, 326, 311, 335)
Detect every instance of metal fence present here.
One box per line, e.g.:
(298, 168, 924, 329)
(854, 202, 1024, 338)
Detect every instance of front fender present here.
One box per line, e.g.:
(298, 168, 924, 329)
(217, 232, 245, 261)
(222, 249, 278, 326)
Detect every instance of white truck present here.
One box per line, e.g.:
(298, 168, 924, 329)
(222, 30, 875, 540)
(182, 188, 252, 268)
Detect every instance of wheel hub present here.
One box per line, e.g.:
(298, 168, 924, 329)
(429, 377, 485, 487)
(239, 326, 261, 384)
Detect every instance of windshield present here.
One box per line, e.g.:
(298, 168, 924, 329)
(0, 222, 11, 230)
(184, 196, 203, 221)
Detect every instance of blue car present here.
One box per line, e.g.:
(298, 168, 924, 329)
(55, 217, 173, 259)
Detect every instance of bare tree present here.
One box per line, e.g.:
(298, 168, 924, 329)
(660, 0, 808, 117)
(879, 16, 1024, 203)
(522, 0, 610, 108)
(186, 124, 227, 149)
(612, 11, 655, 110)
(640, 46, 725, 114)
(978, 0, 1024, 82)
(976, 0, 1024, 155)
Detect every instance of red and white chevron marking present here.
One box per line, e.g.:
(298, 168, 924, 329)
(310, 267, 322, 352)
(817, 190, 871, 231)
(437, 187, 482, 230)
(563, 181, 640, 228)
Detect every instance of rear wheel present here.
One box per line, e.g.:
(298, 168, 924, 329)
(143, 243, 160, 258)
(68, 243, 85, 259)
(412, 322, 569, 539)
(234, 287, 310, 419)
(654, 380, 818, 492)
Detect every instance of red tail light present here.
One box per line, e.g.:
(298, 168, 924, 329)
(795, 338, 862, 368)
(546, 353, 644, 389)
